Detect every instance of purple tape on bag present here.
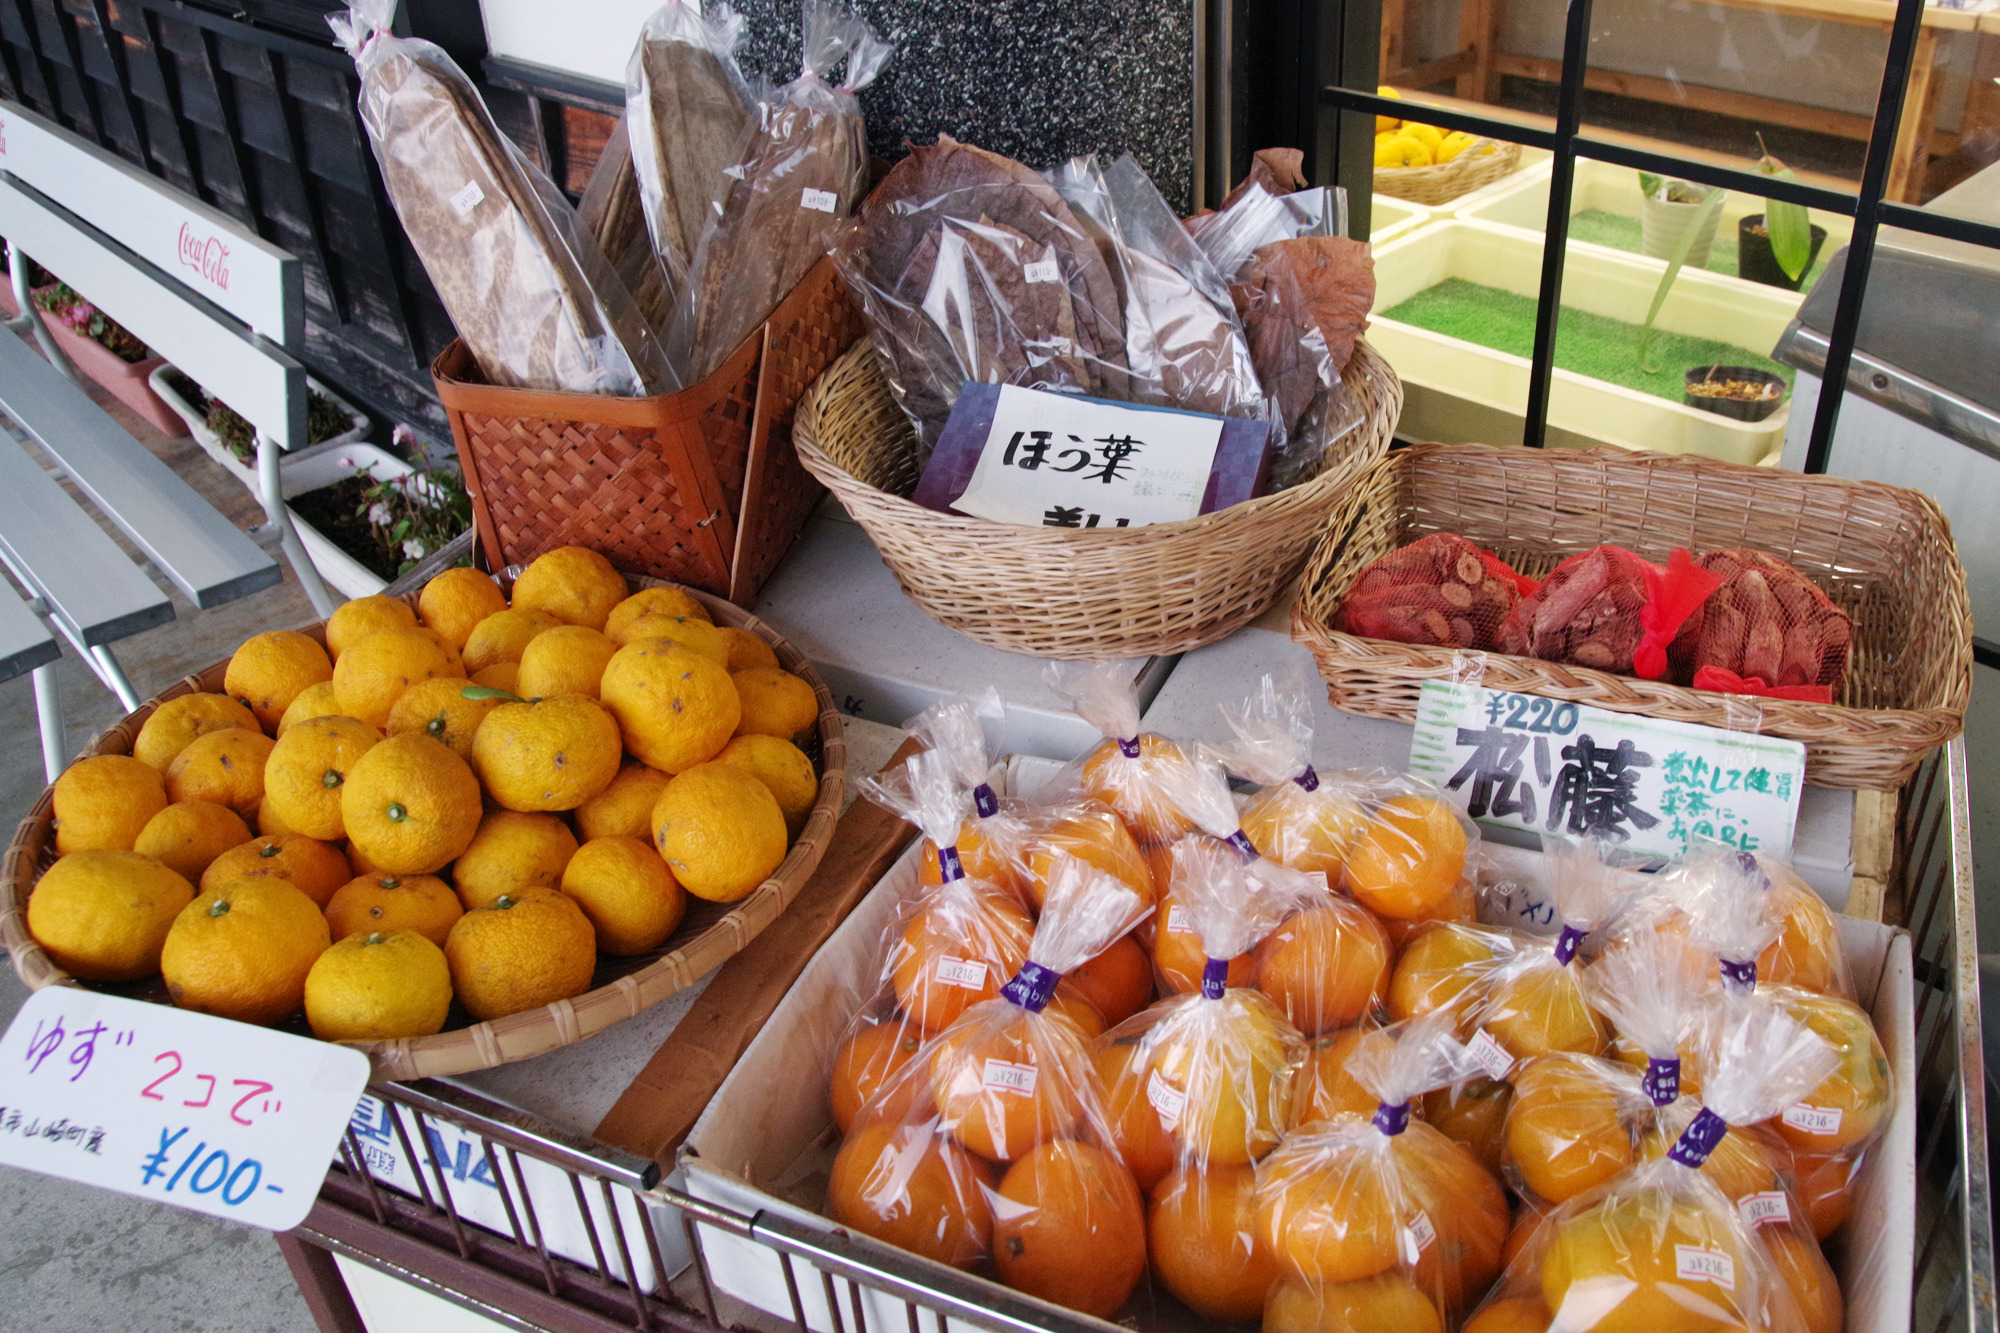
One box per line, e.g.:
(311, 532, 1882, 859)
(1117, 737, 1141, 759)
(1736, 850, 1771, 891)
(936, 846, 964, 883)
(1644, 1057, 1682, 1106)
(1667, 1107, 1729, 1168)
(1719, 958, 1758, 991)
(1372, 1102, 1411, 1136)
(1200, 957, 1231, 1000)
(1000, 961, 1062, 1012)
(1294, 765, 1320, 792)
(973, 783, 999, 818)
(1225, 830, 1260, 863)
(1553, 923, 1588, 965)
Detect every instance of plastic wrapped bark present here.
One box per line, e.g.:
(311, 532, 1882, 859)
(1334, 532, 1541, 651)
(668, 1, 890, 381)
(1669, 548, 1852, 702)
(576, 115, 677, 336)
(332, 0, 672, 396)
(1497, 545, 1724, 680)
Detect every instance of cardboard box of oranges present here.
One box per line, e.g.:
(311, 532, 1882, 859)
(0, 546, 847, 1081)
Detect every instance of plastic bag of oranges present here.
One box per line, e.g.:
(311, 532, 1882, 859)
(1466, 990, 1840, 1333)
(1206, 673, 1373, 883)
(1256, 1011, 1513, 1328)
(1046, 659, 1199, 847)
(827, 855, 1155, 1317)
(1675, 844, 1854, 1001)
(903, 693, 1038, 905)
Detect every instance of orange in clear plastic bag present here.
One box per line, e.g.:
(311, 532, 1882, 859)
(1026, 807, 1155, 910)
(1389, 923, 1513, 1022)
(1505, 1055, 1639, 1203)
(927, 1011, 1090, 1161)
(826, 1120, 998, 1269)
(889, 885, 1034, 1032)
(1757, 867, 1848, 997)
(1055, 932, 1153, 1028)
(1095, 1035, 1177, 1190)
(1764, 1226, 1843, 1333)
(1422, 1075, 1511, 1175)
(1135, 987, 1296, 1167)
(1240, 778, 1372, 881)
(1264, 1274, 1445, 1333)
(1081, 733, 1198, 846)
(1771, 988, 1890, 1155)
(830, 1017, 925, 1133)
(1153, 883, 1258, 994)
(1463, 1294, 1552, 1333)
(1344, 795, 1467, 919)
(1635, 1102, 1785, 1201)
(1789, 1146, 1859, 1239)
(992, 1139, 1147, 1319)
(1537, 1193, 1748, 1333)
(1148, 1161, 1283, 1321)
(1479, 961, 1608, 1062)
(918, 820, 1029, 899)
(1255, 901, 1392, 1034)
(1294, 1026, 1398, 1125)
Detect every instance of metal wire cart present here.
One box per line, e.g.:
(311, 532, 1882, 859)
(282, 739, 1992, 1333)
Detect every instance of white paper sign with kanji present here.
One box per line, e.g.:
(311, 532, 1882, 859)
(951, 384, 1223, 529)
(1406, 680, 1806, 862)
(0, 989, 367, 1230)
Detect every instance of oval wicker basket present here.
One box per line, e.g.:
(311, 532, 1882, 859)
(1374, 138, 1521, 206)
(793, 343, 1402, 658)
(1291, 443, 1971, 790)
(0, 577, 847, 1081)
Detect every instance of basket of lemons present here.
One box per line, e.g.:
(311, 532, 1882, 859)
(1372, 87, 1521, 206)
(0, 546, 846, 1080)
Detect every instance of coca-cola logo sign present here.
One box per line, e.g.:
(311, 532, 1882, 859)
(177, 222, 230, 291)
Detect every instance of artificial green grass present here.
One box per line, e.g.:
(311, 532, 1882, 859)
(1381, 277, 1794, 403)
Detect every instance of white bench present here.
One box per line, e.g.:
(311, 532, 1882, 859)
(0, 98, 340, 777)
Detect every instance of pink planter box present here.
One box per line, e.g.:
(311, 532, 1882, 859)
(28, 287, 185, 437)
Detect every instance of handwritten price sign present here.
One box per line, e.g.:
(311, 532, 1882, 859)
(0, 989, 367, 1229)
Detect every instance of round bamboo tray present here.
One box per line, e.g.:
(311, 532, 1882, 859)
(0, 576, 847, 1081)
(793, 343, 1402, 658)
(1374, 138, 1520, 206)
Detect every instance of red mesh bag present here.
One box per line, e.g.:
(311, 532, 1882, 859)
(1668, 549, 1852, 704)
(1333, 533, 1539, 651)
(1496, 545, 1722, 680)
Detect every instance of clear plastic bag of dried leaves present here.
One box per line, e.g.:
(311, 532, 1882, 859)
(333, 0, 673, 396)
(666, 0, 891, 382)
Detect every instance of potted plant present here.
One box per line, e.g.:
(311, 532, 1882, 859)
(1637, 173, 1723, 268)
(285, 426, 472, 597)
(1738, 137, 1827, 291)
(29, 282, 187, 436)
(1684, 364, 1787, 421)
(150, 367, 370, 492)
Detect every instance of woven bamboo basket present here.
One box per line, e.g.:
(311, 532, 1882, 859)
(0, 576, 847, 1081)
(434, 256, 866, 607)
(1374, 138, 1521, 206)
(1291, 443, 1971, 790)
(792, 343, 1402, 658)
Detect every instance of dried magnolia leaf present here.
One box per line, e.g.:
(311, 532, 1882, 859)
(1220, 146, 1308, 210)
(577, 114, 678, 335)
(634, 35, 751, 268)
(1232, 236, 1374, 433)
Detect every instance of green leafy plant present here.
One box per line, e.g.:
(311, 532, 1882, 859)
(33, 282, 150, 362)
(1753, 134, 1813, 283)
(1636, 182, 1726, 373)
(356, 428, 473, 576)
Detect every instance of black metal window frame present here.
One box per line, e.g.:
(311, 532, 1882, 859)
(1301, 0, 2000, 473)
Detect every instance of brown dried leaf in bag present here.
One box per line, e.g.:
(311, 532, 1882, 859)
(631, 14, 752, 270)
(1232, 236, 1375, 434)
(577, 115, 678, 335)
(1221, 147, 1309, 210)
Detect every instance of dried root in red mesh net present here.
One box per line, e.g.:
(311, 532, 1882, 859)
(1333, 533, 1540, 651)
(1497, 545, 1724, 680)
(1669, 548, 1853, 703)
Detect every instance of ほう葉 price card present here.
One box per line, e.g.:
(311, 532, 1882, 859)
(0, 989, 367, 1229)
(1407, 679, 1806, 864)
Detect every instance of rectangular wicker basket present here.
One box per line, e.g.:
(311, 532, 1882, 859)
(1291, 443, 1972, 790)
(433, 256, 865, 606)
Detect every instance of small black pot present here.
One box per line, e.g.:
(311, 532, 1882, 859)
(1738, 214, 1828, 290)
(1685, 365, 1788, 421)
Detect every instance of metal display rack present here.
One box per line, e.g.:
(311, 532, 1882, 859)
(283, 738, 1991, 1333)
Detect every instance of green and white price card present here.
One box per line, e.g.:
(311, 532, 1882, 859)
(1407, 679, 1807, 861)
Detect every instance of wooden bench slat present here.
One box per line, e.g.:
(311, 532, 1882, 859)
(0, 574, 58, 682)
(0, 435, 173, 646)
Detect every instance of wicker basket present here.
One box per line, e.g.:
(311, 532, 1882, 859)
(0, 577, 847, 1081)
(1291, 443, 1971, 790)
(434, 257, 866, 607)
(1374, 138, 1521, 206)
(792, 344, 1402, 658)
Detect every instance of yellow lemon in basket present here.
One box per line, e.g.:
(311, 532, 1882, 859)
(200, 831, 352, 906)
(1377, 85, 1403, 133)
(452, 809, 579, 909)
(385, 676, 502, 760)
(134, 801, 253, 884)
(470, 661, 521, 694)
(165, 727, 275, 819)
(27, 849, 194, 981)
(324, 594, 418, 660)
(462, 608, 560, 675)
(718, 625, 779, 673)
(262, 714, 382, 841)
(604, 587, 711, 643)
(53, 753, 168, 853)
(471, 695, 622, 811)
(600, 641, 739, 773)
(731, 666, 818, 740)
(652, 762, 787, 902)
(162, 877, 330, 1024)
(561, 835, 686, 956)
(1377, 134, 1433, 169)
(1401, 122, 1443, 154)
(277, 681, 343, 737)
(509, 546, 627, 630)
(134, 692, 262, 770)
(516, 625, 619, 700)
(444, 887, 597, 1021)
(1436, 131, 1481, 164)
(333, 626, 465, 730)
(712, 734, 817, 837)
(575, 761, 675, 841)
(341, 733, 483, 874)
(324, 872, 462, 946)
(623, 613, 729, 666)
(418, 567, 508, 651)
(225, 630, 332, 730)
(305, 929, 453, 1041)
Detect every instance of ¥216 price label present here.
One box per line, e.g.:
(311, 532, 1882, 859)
(0, 988, 367, 1229)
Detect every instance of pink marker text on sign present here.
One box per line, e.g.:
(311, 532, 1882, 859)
(177, 222, 231, 291)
